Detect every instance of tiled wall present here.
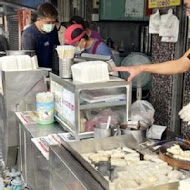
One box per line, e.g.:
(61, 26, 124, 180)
(150, 34, 175, 128)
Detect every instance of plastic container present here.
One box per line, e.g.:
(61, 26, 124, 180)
(11, 176, 24, 190)
(59, 58, 73, 78)
(36, 92, 55, 125)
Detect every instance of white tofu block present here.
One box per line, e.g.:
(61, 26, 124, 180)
(16, 55, 32, 70)
(31, 55, 39, 69)
(71, 61, 110, 83)
(111, 159, 126, 167)
(0, 55, 18, 71)
(179, 177, 190, 190)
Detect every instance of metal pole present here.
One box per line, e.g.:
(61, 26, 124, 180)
(171, 1, 188, 135)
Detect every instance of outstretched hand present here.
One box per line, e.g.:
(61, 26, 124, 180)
(112, 66, 142, 81)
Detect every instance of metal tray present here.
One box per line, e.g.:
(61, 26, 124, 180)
(61, 135, 139, 190)
(61, 136, 181, 190)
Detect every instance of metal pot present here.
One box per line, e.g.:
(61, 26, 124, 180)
(94, 123, 119, 139)
(120, 128, 146, 143)
(6, 50, 35, 57)
(94, 126, 111, 139)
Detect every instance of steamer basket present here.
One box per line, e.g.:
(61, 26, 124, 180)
(59, 58, 73, 78)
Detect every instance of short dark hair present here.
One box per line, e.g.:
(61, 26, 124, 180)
(37, 2, 58, 19)
(69, 16, 86, 29)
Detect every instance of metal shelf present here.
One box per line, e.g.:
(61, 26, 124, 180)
(55, 115, 94, 140)
(80, 101, 126, 110)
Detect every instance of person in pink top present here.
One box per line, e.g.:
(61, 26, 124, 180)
(69, 16, 102, 41)
(84, 20, 102, 41)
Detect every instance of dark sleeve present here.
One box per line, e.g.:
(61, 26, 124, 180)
(55, 30, 60, 46)
(51, 45, 59, 75)
(1, 36, 9, 50)
(21, 30, 36, 50)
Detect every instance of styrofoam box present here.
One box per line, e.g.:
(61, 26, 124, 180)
(71, 61, 110, 83)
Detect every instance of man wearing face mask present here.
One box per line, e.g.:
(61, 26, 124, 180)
(22, 2, 59, 68)
(64, 24, 114, 59)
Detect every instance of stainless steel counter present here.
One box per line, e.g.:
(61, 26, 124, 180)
(0, 70, 48, 165)
(16, 114, 64, 138)
(16, 111, 65, 190)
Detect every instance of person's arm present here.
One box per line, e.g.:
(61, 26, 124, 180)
(1, 36, 9, 50)
(51, 45, 59, 75)
(113, 52, 190, 81)
(21, 30, 36, 50)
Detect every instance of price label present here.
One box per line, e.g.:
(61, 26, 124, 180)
(148, 0, 180, 8)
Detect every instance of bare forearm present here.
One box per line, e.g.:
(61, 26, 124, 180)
(112, 54, 190, 82)
(141, 57, 190, 75)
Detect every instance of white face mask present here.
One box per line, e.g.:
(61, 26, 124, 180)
(189, 16, 190, 20)
(75, 46, 84, 54)
(42, 23, 55, 33)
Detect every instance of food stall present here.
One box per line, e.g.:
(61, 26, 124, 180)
(14, 62, 190, 190)
(0, 1, 190, 190)
(0, 49, 188, 190)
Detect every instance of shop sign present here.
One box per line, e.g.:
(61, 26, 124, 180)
(148, 0, 180, 8)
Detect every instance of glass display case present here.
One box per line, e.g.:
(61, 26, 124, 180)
(50, 73, 132, 140)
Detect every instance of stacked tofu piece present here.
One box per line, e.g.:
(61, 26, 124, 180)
(82, 146, 186, 190)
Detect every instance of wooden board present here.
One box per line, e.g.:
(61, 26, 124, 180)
(159, 141, 190, 169)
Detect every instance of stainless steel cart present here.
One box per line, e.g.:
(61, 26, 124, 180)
(50, 73, 132, 140)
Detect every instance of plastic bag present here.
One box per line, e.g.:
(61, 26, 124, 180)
(149, 9, 160, 34)
(85, 108, 120, 132)
(131, 100, 155, 129)
(159, 9, 179, 42)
